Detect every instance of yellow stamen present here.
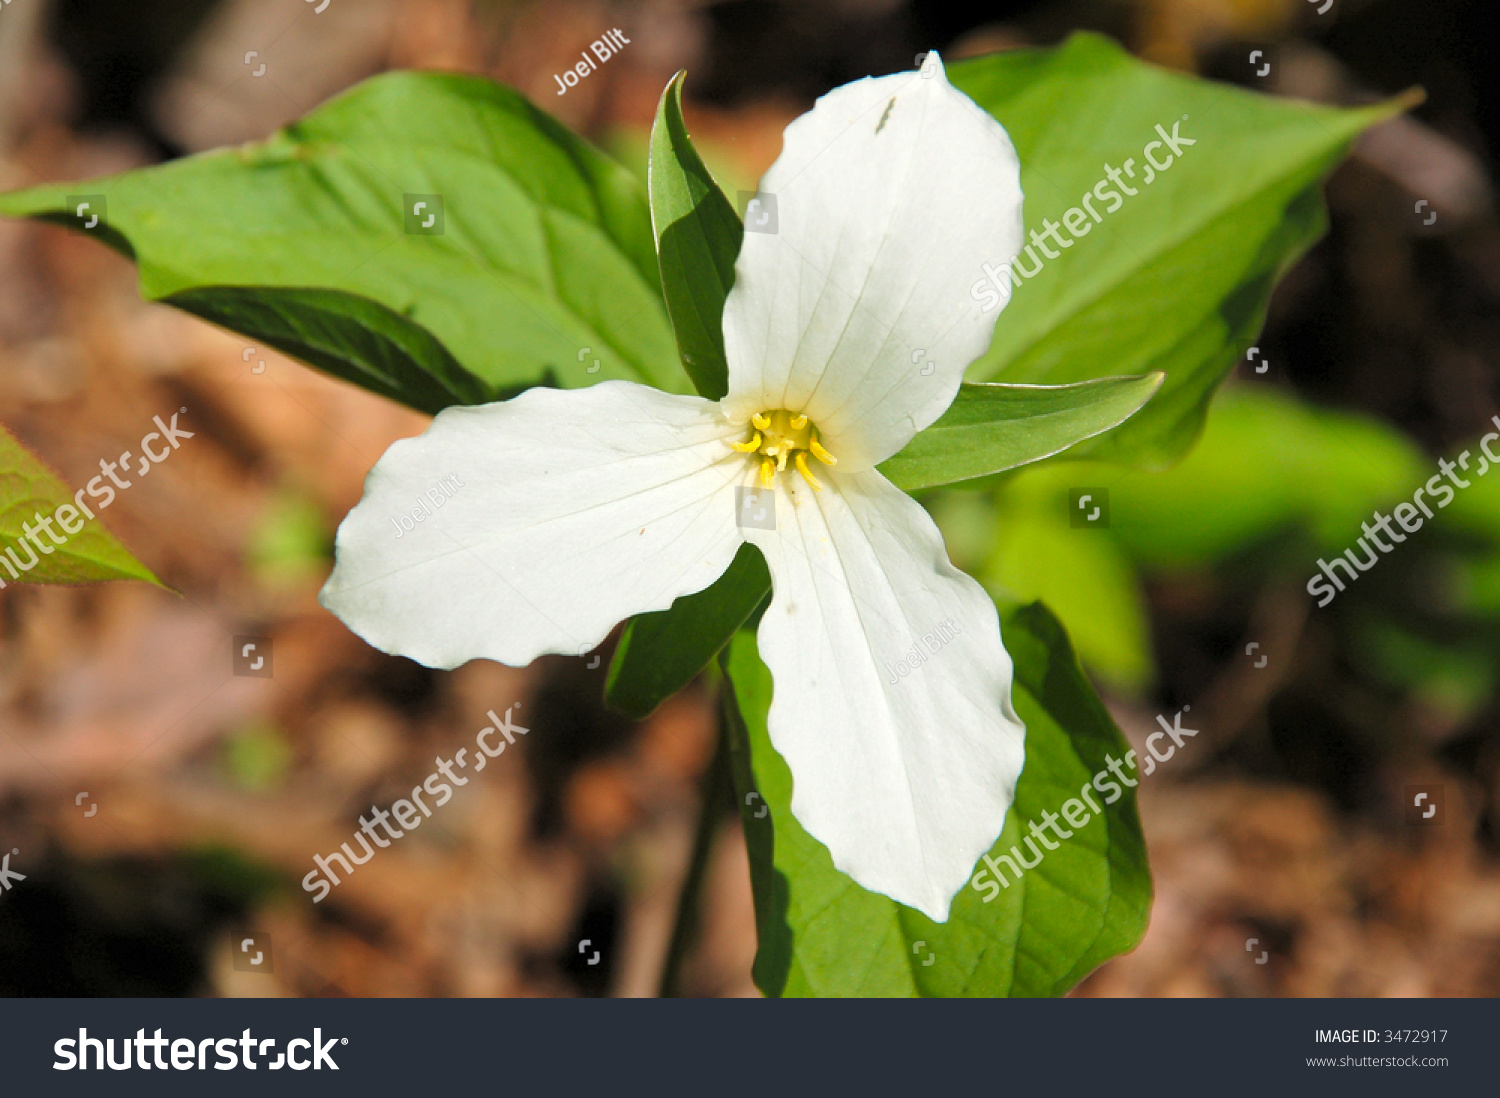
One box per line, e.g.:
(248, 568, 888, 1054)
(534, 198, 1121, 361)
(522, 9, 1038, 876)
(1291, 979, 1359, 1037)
(809, 438, 838, 465)
(794, 451, 822, 491)
(734, 408, 837, 491)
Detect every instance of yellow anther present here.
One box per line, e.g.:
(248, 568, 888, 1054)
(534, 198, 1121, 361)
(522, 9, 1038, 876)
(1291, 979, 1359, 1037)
(794, 451, 822, 491)
(735, 408, 836, 491)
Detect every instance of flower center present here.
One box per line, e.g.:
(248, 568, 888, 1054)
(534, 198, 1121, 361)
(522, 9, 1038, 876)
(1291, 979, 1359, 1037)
(731, 409, 839, 491)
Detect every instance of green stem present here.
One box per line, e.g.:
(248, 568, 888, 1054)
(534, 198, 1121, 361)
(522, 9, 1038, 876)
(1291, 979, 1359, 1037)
(658, 712, 729, 998)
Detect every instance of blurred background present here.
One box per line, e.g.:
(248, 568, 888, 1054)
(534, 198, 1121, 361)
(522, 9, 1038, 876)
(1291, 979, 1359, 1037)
(2, 0, 1499, 996)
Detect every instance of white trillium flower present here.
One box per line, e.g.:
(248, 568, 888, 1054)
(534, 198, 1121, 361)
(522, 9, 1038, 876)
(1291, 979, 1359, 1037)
(320, 54, 1026, 921)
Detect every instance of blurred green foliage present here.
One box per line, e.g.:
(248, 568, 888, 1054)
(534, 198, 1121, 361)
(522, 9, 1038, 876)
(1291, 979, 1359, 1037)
(951, 383, 1500, 720)
(223, 720, 294, 792)
(248, 486, 332, 591)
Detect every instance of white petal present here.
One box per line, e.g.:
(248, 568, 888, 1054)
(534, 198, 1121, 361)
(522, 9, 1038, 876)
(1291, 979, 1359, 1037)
(722, 53, 1024, 470)
(742, 470, 1025, 921)
(321, 381, 746, 669)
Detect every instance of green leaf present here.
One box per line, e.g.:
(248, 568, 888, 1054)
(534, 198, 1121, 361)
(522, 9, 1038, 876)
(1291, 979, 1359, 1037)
(168, 287, 488, 415)
(981, 496, 1154, 693)
(0, 423, 158, 588)
(878, 373, 1162, 491)
(969, 387, 1437, 690)
(1099, 385, 1427, 566)
(723, 601, 1150, 997)
(0, 71, 684, 411)
(649, 71, 741, 400)
(604, 543, 769, 719)
(949, 33, 1413, 465)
